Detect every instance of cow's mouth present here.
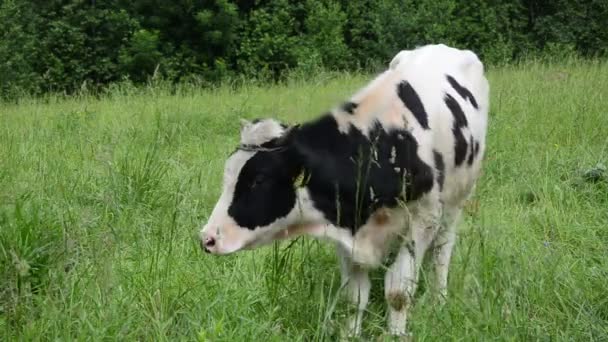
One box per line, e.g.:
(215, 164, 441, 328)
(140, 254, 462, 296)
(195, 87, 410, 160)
(204, 224, 321, 255)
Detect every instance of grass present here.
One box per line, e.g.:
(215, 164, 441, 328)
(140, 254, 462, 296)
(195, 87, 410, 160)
(1, 60, 607, 341)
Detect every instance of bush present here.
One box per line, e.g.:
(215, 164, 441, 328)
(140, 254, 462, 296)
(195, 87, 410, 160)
(0, 0, 43, 97)
(0, 0, 607, 98)
(236, 0, 300, 80)
(119, 29, 163, 83)
(300, 0, 349, 70)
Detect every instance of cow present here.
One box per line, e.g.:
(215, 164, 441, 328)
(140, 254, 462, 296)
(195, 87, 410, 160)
(199, 44, 489, 338)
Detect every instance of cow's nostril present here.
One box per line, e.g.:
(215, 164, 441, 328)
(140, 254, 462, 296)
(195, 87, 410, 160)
(204, 236, 216, 248)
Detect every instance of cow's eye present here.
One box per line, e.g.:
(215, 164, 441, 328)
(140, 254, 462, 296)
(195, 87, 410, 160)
(252, 174, 266, 187)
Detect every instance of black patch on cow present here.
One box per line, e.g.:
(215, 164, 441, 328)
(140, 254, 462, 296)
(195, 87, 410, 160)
(446, 75, 478, 109)
(292, 115, 434, 231)
(453, 131, 467, 167)
(227, 114, 434, 232)
(341, 101, 358, 115)
(228, 148, 301, 230)
(467, 134, 475, 166)
(474, 141, 480, 158)
(445, 93, 468, 128)
(397, 81, 429, 130)
(433, 150, 445, 192)
(445, 94, 468, 166)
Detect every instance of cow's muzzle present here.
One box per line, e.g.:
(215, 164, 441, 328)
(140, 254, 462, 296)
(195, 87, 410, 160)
(200, 235, 216, 253)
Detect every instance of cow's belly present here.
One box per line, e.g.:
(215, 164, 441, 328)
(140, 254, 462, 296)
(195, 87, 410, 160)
(338, 207, 409, 267)
(440, 159, 483, 206)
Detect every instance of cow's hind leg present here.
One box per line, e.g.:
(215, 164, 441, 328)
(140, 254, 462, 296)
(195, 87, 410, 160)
(384, 200, 439, 336)
(337, 245, 370, 337)
(433, 204, 462, 303)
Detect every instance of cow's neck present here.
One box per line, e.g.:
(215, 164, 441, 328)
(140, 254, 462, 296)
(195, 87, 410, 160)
(287, 114, 369, 231)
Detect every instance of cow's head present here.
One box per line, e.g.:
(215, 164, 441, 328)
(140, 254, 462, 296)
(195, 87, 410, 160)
(199, 118, 310, 254)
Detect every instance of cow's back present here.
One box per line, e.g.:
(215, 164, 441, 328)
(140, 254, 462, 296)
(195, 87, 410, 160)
(390, 44, 489, 206)
(312, 44, 488, 232)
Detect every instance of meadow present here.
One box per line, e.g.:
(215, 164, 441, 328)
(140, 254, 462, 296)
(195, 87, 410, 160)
(1, 60, 607, 341)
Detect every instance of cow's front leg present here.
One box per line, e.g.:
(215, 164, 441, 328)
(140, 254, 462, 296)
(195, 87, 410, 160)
(337, 245, 371, 337)
(385, 205, 438, 336)
(384, 242, 417, 337)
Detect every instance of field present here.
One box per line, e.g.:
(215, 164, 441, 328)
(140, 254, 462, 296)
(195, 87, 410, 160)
(1, 60, 607, 341)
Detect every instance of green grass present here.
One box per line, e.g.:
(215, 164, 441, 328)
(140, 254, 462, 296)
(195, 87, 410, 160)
(1, 60, 607, 341)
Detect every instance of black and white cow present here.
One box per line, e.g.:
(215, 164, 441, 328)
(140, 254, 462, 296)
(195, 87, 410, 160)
(199, 44, 489, 337)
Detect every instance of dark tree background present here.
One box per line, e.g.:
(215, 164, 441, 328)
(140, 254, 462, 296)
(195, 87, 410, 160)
(1, 0, 606, 97)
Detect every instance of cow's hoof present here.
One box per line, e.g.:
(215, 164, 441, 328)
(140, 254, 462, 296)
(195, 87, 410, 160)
(436, 294, 448, 307)
(339, 330, 363, 341)
(376, 332, 413, 342)
(338, 327, 365, 341)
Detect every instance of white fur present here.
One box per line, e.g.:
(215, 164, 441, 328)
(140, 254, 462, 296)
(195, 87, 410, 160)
(201, 44, 489, 337)
(239, 118, 287, 145)
(202, 119, 291, 254)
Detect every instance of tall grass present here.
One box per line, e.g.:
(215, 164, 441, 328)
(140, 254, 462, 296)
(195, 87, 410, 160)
(1, 60, 607, 340)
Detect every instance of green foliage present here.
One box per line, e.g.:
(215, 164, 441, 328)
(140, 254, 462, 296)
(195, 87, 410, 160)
(449, 0, 529, 64)
(119, 29, 163, 83)
(0, 0, 607, 97)
(118, 0, 240, 82)
(237, 0, 300, 80)
(1, 62, 608, 339)
(0, 0, 43, 96)
(298, 0, 349, 71)
(528, 0, 608, 57)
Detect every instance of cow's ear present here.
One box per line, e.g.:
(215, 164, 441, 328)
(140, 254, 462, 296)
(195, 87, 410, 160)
(260, 124, 298, 149)
(239, 119, 251, 130)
